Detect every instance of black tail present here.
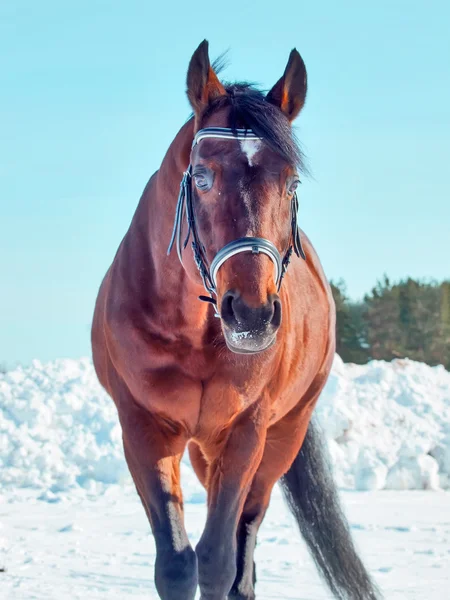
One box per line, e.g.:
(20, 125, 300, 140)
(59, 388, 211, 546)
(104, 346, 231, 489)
(279, 420, 381, 600)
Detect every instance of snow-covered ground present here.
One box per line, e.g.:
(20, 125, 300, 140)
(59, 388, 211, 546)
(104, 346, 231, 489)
(1, 487, 449, 599)
(1, 356, 450, 598)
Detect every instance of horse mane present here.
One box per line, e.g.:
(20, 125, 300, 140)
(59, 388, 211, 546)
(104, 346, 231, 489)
(198, 82, 307, 173)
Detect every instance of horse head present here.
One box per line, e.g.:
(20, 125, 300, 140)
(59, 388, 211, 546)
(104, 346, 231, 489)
(175, 40, 308, 354)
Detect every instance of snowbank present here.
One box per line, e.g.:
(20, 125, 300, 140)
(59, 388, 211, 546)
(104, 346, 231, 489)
(0, 356, 449, 499)
(318, 356, 450, 491)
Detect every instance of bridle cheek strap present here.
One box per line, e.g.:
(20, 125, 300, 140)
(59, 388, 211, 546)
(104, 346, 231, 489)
(167, 127, 306, 316)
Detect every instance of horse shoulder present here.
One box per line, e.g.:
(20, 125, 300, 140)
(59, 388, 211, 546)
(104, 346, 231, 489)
(267, 230, 335, 420)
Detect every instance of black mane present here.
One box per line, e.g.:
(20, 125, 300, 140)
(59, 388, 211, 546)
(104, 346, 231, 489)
(200, 83, 305, 172)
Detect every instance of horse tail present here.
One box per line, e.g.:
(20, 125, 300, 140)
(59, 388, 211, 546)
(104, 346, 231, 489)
(279, 419, 381, 600)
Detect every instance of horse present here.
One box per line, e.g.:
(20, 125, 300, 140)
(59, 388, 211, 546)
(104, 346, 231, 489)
(91, 40, 380, 600)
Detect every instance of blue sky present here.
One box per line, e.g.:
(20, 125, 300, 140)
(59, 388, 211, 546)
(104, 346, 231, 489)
(1, 1, 449, 365)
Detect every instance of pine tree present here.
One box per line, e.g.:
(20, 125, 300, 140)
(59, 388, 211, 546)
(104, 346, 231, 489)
(365, 275, 401, 360)
(330, 280, 368, 364)
(331, 276, 450, 369)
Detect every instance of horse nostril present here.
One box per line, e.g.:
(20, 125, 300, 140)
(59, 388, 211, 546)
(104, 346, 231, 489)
(221, 290, 238, 325)
(271, 297, 282, 328)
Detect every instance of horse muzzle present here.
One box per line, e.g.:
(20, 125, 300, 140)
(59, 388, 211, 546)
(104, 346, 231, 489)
(220, 290, 281, 354)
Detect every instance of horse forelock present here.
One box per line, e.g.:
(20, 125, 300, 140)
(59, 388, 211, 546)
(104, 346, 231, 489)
(197, 83, 306, 173)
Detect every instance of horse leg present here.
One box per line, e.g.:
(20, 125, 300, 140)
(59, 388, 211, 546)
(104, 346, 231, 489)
(119, 398, 197, 600)
(228, 403, 314, 600)
(230, 386, 378, 600)
(188, 440, 208, 488)
(196, 402, 268, 600)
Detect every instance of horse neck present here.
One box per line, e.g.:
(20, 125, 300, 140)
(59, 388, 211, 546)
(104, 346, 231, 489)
(140, 119, 212, 331)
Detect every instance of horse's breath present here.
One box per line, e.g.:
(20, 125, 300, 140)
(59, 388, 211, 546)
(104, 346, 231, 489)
(91, 40, 380, 600)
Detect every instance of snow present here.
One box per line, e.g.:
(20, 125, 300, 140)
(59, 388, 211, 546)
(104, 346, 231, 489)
(1, 488, 449, 599)
(0, 358, 127, 501)
(1, 355, 450, 598)
(1, 355, 449, 499)
(317, 356, 450, 491)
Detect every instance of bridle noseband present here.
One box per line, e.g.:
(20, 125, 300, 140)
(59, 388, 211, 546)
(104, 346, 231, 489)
(167, 127, 306, 316)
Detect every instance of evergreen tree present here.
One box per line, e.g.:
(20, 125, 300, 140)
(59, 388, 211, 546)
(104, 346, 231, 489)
(365, 275, 401, 360)
(331, 276, 450, 369)
(330, 280, 368, 364)
(364, 277, 450, 368)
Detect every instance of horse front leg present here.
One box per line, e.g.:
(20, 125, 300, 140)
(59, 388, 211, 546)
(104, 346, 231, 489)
(118, 396, 197, 600)
(196, 401, 268, 600)
(229, 401, 317, 600)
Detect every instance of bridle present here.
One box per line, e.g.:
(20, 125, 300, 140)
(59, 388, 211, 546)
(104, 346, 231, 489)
(167, 127, 306, 316)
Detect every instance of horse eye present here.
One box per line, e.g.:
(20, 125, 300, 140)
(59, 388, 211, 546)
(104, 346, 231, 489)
(193, 171, 213, 191)
(287, 178, 300, 195)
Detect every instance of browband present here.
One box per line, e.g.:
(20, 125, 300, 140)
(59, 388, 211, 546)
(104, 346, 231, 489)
(192, 127, 263, 148)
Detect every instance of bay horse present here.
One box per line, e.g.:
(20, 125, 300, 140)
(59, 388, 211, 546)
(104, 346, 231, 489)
(91, 41, 379, 600)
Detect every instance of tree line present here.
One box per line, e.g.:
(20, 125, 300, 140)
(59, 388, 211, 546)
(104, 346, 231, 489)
(331, 277, 450, 369)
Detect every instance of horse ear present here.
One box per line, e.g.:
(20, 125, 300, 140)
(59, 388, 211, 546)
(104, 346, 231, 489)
(187, 40, 226, 116)
(266, 49, 307, 122)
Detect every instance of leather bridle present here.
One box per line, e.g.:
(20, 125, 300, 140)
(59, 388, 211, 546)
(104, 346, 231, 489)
(167, 127, 306, 316)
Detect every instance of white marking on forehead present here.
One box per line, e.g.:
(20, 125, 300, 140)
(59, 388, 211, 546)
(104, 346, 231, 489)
(239, 139, 262, 167)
